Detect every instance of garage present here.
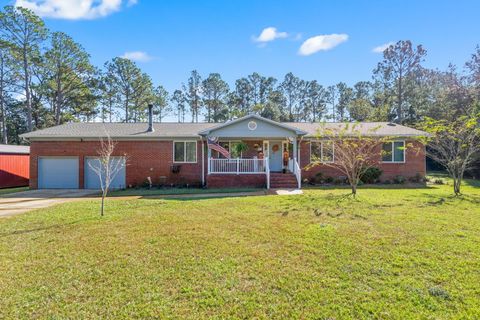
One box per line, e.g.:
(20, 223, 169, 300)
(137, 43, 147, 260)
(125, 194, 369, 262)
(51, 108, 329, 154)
(38, 157, 79, 189)
(84, 157, 126, 190)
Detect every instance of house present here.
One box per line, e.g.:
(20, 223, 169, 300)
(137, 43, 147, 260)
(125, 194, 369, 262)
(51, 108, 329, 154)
(0, 144, 30, 189)
(20, 108, 427, 190)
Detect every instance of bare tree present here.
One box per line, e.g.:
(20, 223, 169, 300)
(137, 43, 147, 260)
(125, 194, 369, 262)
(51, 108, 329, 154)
(88, 133, 127, 216)
(310, 123, 411, 197)
(420, 114, 480, 195)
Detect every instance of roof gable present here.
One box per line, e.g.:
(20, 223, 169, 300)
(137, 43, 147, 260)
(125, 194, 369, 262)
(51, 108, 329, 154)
(199, 115, 307, 138)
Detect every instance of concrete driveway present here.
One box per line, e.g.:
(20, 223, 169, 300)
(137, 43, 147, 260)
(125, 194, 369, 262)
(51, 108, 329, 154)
(0, 189, 99, 218)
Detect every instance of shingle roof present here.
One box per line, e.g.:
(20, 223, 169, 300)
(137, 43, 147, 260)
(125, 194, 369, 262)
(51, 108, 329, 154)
(288, 122, 428, 137)
(0, 144, 30, 154)
(20, 120, 427, 140)
(20, 122, 218, 139)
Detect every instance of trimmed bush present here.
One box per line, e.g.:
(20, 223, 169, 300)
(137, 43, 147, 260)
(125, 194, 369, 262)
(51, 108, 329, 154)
(393, 175, 406, 184)
(360, 167, 383, 184)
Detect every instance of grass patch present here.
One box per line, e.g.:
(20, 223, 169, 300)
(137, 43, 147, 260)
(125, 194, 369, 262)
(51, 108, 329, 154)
(1, 184, 479, 318)
(109, 187, 262, 197)
(0, 186, 28, 197)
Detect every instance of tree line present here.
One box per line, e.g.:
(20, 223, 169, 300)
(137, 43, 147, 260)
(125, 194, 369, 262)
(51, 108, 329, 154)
(0, 5, 479, 146)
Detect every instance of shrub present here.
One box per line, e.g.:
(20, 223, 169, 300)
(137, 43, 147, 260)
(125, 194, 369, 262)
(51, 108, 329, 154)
(324, 176, 334, 184)
(393, 175, 406, 184)
(408, 173, 424, 183)
(383, 179, 392, 185)
(360, 167, 383, 184)
(312, 172, 324, 184)
(433, 178, 444, 185)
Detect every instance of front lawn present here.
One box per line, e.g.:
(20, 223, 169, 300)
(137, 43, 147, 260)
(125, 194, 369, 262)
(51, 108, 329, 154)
(1, 184, 479, 319)
(109, 186, 262, 197)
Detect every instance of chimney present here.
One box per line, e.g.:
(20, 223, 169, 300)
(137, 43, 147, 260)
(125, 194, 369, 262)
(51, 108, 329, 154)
(147, 104, 154, 132)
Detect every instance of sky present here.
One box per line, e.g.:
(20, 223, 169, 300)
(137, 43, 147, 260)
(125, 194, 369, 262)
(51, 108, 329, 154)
(3, 0, 480, 94)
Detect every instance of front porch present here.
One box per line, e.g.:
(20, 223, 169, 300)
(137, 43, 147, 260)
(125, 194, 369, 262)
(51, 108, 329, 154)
(205, 139, 302, 189)
(199, 115, 307, 189)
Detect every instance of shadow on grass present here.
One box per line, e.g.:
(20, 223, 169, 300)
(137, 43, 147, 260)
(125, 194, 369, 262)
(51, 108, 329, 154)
(303, 183, 434, 191)
(415, 192, 480, 206)
(0, 216, 99, 238)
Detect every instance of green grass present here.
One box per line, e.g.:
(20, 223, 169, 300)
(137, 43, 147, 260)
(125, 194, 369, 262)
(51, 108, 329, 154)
(0, 186, 28, 197)
(1, 184, 479, 319)
(109, 187, 262, 197)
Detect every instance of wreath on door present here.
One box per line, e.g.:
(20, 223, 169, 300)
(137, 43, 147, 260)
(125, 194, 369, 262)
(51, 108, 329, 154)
(272, 144, 279, 153)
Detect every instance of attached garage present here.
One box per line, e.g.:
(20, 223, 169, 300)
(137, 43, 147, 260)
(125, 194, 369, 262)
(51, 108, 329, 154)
(38, 157, 79, 189)
(84, 157, 126, 190)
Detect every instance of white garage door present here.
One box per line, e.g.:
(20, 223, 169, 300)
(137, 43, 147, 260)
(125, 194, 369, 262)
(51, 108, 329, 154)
(38, 157, 79, 189)
(84, 157, 126, 190)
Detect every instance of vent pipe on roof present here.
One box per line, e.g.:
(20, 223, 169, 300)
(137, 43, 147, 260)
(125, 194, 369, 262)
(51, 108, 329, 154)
(147, 104, 154, 132)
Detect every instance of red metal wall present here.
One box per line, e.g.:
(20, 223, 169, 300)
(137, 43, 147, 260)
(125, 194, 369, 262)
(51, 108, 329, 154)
(0, 153, 30, 188)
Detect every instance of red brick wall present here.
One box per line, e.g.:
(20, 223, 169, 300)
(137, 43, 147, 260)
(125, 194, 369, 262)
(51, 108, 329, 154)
(29, 140, 206, 189)
(299, 139, 426, 181)
(207, 174, 266, 188)
(29, 138, 426, 189)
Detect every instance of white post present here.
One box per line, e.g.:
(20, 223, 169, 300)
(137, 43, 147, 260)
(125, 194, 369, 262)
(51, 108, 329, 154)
(201, 139, 205, 185)
(265, 157, 270, 189)
(293, 139, 297, 174)
(207, 147, 211, 174)
(236, 158, 240, 175)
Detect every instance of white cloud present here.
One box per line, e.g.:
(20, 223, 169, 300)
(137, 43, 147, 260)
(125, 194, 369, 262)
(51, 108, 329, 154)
(253, 27, 288, 43)
(14, 0, 137, 20)
(372, 42, 394, 53)
(121, 51, 152, 62)
(298, 33, 348, 56)
(127, 0, 137, 7)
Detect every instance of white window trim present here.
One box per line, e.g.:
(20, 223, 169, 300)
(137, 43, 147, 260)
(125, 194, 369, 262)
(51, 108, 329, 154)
(309, 140, 335, 163)
(173, 140, 198, 163)
(381, 140, 406, 163)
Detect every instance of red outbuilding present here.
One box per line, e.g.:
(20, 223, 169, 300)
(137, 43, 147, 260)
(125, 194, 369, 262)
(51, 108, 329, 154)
(0, 144, 30, 189)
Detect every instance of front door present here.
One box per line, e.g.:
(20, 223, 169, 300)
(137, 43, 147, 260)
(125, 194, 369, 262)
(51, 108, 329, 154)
(268, 140, 283, 171)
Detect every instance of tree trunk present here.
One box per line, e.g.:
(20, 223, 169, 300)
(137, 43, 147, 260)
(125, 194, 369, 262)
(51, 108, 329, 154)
(397, 70, 403, 124)
(453, 178, 461, 196)
(55, 77, 62, 125)
(0, 95, 7, 144)
(23, 49, 33, 132)
(351, 183, 357, 198)
(101, 191, 106, 216)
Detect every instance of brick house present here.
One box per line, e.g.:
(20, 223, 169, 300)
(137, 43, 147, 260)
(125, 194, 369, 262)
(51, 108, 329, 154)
(20, 112, 427, 190)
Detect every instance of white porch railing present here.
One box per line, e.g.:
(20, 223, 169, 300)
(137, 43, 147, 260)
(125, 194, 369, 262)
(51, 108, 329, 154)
(294, 158, 301, 189)
(208, 157, 268, 175)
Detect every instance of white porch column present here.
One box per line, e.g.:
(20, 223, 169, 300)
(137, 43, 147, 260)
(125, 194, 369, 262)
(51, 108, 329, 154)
(293, 138, 297, 173)
(201, 139, 205, 185)
(298, 138, 301, 168)
(207, 146, 211, 174)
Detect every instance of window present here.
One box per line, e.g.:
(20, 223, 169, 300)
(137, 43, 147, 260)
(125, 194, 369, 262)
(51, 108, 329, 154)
(310, 141, 334, 163)
(174, 141, 197, 163)
(382, 141, 405, 163)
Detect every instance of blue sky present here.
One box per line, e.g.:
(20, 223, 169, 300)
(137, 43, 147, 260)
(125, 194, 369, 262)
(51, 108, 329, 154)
(5, 0, 480, 93)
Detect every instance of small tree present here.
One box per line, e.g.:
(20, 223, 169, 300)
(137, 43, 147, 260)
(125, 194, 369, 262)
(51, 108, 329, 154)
(420, 114, 480, 195)
(88, 133, 127, 216)
(310, 123, 406, 197)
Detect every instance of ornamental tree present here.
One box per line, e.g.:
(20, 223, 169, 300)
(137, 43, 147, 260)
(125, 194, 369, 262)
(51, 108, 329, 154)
(310, 123, 416, 197)
(420, 113, 480, 195)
